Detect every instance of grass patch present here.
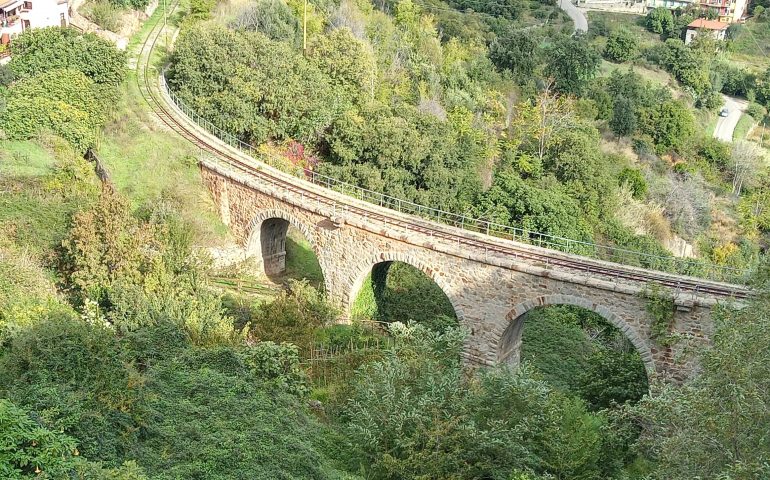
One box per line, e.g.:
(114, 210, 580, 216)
(733, 113, 755, 141)
(95, 0, 228, 246)
(696, 108, 718, 138)
(0, 176, 87, 257)
(282, 228, 324, 289)
(0, 140, 58, 177)
(588, 11, 660, 49)
(728, 19, 770, 71)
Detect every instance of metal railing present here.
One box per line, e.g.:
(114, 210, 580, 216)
(159, 77, 749, 285)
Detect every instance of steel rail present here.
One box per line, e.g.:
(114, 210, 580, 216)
(136, 9, 750, 300)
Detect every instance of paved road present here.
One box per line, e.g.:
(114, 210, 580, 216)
(714, 95, 749, 142)
(558, 0, 588, 34)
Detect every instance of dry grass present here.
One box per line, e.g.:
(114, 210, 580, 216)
(614, 186, 672, 244)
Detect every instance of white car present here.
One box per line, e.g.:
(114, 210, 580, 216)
(719, 108, 729, 117)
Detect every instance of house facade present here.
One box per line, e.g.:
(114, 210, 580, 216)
(684, 17, 729, 43)
(1, 0, 69, 55)
(646, 0, 748, 22)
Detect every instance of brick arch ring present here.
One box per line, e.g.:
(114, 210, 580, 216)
(501, 294, 655, 374)
(244, 208, 331, 292)
(345, 252, 465, 323)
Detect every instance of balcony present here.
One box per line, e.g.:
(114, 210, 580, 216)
(0, 14, 19, 27)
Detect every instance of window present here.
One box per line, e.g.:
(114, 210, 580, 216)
(22, 2, 31, 9)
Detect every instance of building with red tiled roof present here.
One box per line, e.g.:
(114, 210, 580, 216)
(685, 17, 729, 44)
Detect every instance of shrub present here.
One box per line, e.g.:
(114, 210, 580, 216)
(618, 167, 648, 199)
(746, 102, 767, 121)
(10, 27, 126, 88)
(229, 0, 301, 44)
(0, 312, 144, 462)
(244, 279, 337, 350)
(603, 29, 638, 63)
(0, 69, 104, 151)
(83, 1, 124, 33)
(135, 356, 338, 479)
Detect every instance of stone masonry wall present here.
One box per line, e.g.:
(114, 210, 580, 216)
(200, 162, 724, 382)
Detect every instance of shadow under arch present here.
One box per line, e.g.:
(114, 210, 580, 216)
(499, 294, 655, 375)
(346, 253, 465, 324)
(245, 209, 328, 291)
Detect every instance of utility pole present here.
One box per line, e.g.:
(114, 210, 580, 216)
(761, 122, 766, 148)
(303, 0, 307, 56)
(164, 0, 168, 46)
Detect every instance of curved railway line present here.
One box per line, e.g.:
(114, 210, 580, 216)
(135, 5, 750, 301)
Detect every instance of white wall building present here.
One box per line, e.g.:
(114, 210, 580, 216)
(685, 18, 729, 43)
(1, 0, 69, 53)
(646, 0, 748, 23)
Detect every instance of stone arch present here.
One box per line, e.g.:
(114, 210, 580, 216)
(498, 294, 655, 374)
(244, 209, 328, 290)
(346, 252, 464, 323)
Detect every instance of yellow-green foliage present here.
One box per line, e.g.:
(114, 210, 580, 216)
(0, 247, 72, 343)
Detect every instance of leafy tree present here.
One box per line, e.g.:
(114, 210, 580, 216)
(632, 269, 770, 479)
(341, 322, 611, 479)
(187, 0, 215, 22)
(229, 0, 301, 45)
(0, 69, 104, 152)
(544, 35, 601, 95)
(645, 7, 674, 35)
(618, 167, 647, 199)
(696, 88, 723, 110)
(489, 29, 540, 80)
(697, 136, 731, 170)
(609, 97, 637, 139)
(638, 99, 695, 151)
(603, 28, 637, 62)
(309, 28, 374, 101)
(474, 169, 595, 243)
(757, 67, 770, 108)
(9, 27, 126, 88)
(60, 187, 154, 303)
(167, 24, 343, 145)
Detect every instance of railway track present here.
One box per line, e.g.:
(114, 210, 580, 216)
(135, 7, 751, 301)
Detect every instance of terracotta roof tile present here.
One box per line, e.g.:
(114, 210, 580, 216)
(688, 18, 729, 30)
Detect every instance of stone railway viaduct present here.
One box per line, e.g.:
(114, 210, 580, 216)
(156, 78, 749, 383)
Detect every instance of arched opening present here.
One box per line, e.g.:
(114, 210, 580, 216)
(500, 298, 650, 410)
(247, 213, 324, 289)
(350, 260, 458, 331)
(260, 218, 289, 276)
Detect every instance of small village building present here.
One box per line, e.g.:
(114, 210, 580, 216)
(646, 0, 747, 23)
(685, 18, 729, 44)
(1, 0, 69, 61)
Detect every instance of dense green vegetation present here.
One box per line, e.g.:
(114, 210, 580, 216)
(2, 5, 770, 480)
(164, 0, 769, 278)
